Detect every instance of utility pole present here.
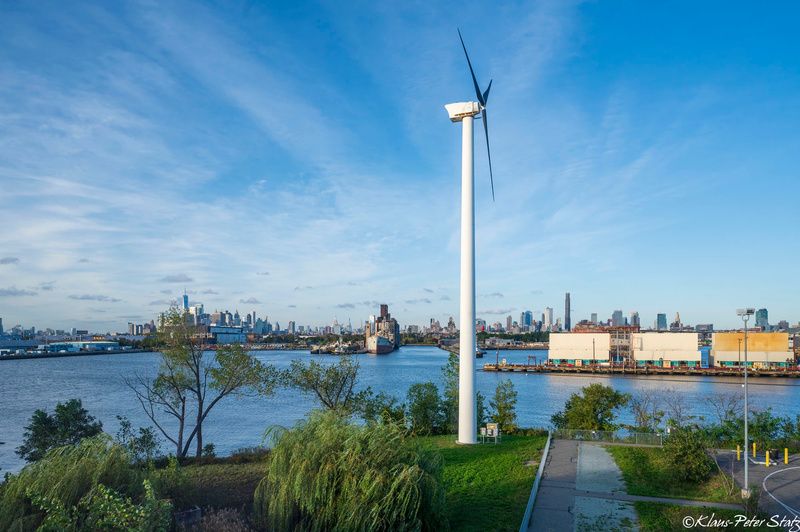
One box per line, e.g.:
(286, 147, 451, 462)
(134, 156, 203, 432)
(737, 308, 754, 498)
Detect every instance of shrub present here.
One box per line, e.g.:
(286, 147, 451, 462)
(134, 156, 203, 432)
(490, 379, 518, 434)
(406, 382, 445, 436)
(115, 416, 161, 464)
(551, 383, 630, 431)
(16, 399, 103, 462)
(253, 410, 447, 531)
(664, 426, 714, 483)
(0, 435, 170, 531)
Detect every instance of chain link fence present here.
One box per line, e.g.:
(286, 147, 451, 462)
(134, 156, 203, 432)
(553, 429, 663, 446)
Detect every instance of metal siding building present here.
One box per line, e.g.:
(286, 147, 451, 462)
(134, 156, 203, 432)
(548, 332, 610, 364)
(711, 332, 793, 368)
(631, 332, 701, 367)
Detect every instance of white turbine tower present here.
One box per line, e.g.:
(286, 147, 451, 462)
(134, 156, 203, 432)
(444, 30, 495, 445)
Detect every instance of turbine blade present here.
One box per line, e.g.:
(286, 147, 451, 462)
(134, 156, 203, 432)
(483, 79, 492, 105)
(457, 29, 485, 106)
(482, 108, 495, 202)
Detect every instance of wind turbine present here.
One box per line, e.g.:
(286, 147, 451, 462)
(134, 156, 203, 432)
(444, 29, 494, 445)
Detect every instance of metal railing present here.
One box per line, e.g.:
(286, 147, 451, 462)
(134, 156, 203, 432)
(553, 429, 663, 446)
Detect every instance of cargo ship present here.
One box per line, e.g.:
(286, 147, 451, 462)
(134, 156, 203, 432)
(366, 335, 395, 354)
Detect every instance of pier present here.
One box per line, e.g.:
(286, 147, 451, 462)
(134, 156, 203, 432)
(482, 363, 800, 378)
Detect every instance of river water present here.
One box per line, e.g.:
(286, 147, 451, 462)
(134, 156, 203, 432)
(1, 346, 798, 472)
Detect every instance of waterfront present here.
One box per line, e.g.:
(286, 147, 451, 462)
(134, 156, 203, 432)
(1, 345, 799, 473)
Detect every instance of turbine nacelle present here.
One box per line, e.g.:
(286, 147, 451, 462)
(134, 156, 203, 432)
(445, 101, 481, 123)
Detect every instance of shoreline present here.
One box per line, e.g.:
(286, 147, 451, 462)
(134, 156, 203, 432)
(0, 349, 150, 361)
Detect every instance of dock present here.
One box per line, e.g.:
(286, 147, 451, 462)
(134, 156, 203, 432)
(482, 363, 800, 378)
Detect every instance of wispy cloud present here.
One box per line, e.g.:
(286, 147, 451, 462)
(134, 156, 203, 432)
(0, 257, 20, 265)
(0, 287, 37, 296)
(479, 308, 516, 315)
(240, 297, 261, 304)
(159, 274, 193, 283)
(202, 289, 219, 295)
(68, 294, 122, 303)
(404, 298, 432, 305)
(336, 303, 356, 309)
(480, 292, 504, 299)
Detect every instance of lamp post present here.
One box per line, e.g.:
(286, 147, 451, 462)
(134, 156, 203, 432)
(737, 307, 755, 498)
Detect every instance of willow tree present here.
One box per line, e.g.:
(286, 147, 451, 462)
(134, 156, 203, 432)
(127, 307, 278, 458)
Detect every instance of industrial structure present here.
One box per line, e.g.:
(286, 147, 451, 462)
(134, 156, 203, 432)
(364, 304, 400, 354)
(547, 331, 795, 369)
(711, 332, 794, 368)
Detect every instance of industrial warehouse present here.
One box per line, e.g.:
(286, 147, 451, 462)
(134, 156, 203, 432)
(547, 331, 795, 369)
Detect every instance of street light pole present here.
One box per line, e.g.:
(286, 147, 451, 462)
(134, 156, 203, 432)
(737, 307, 755, 498)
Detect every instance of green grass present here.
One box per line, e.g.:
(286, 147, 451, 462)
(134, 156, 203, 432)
(635, 502, 772, 531)
(179, 461, 265, 512)
(608, 446, 740, 504)
(420, 433, 548, 532)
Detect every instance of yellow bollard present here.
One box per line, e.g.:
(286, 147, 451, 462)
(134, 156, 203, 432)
(737, 445, 741, 461)
(786, 448, 789, 465)
(753, 442, 757, 457)
(766, 451, 770, 468)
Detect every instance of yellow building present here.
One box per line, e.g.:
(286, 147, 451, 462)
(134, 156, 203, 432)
(711, 332, 794, 368)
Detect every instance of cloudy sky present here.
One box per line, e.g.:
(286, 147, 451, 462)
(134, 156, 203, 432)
(1, 1, 798, 332)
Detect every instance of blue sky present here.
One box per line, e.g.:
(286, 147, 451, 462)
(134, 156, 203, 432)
(1, 0, 798, 331)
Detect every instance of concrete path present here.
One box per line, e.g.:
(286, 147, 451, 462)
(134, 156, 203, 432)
(573, 442, 638, 531)
(530, 441, 749, 532)
(528, 439, 579, 531)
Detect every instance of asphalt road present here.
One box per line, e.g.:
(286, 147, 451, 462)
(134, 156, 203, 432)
(717, 450, 800, 522)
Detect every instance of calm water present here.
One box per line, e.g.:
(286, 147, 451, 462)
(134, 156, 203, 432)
(2, 345, 798, 472)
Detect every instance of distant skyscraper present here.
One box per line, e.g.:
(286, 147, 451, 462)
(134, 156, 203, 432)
(656, 313, 667, 331)
(0, 317, 3, 334)
(506, 315, 512, 331)
(522, 310, 533, 329)
(590, 313, 597, 324)
(544, 307, 553, 330)
(565, 292, 571, 331)
(182, 292, 189, 311)
(611, 310, 623, 327)
(755, 308, 769, 329)
(630, 311, 640, 328)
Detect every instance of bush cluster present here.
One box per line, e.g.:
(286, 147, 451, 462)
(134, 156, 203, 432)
(253, 410, 447, 531)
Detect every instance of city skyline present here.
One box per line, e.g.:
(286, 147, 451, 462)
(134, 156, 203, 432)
(2, 1, 799, 330)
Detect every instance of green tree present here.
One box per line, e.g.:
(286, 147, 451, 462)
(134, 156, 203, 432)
(127, 307, 279, 458)
(16, 399, 103, 462)
(361, 391, 406, 426)
(254, 411, 447, 531)
(441, 351, 487, 434)
(406, 382, 444, 436)
(115, 416, 161, 464)
(664, 426, 714, 483)
(283, 356, 365, 413)
(490, 379, 518, 434)
(628, 390, 665, 433)
(551, 384, 630, 431)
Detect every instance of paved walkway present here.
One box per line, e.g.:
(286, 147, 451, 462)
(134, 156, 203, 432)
(529, 439, 579, 531)
(530, 440, 747, 531)
(716, 450, 800, 520)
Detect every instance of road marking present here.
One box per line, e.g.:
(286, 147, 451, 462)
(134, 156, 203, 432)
(762, 466, 800, 518)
